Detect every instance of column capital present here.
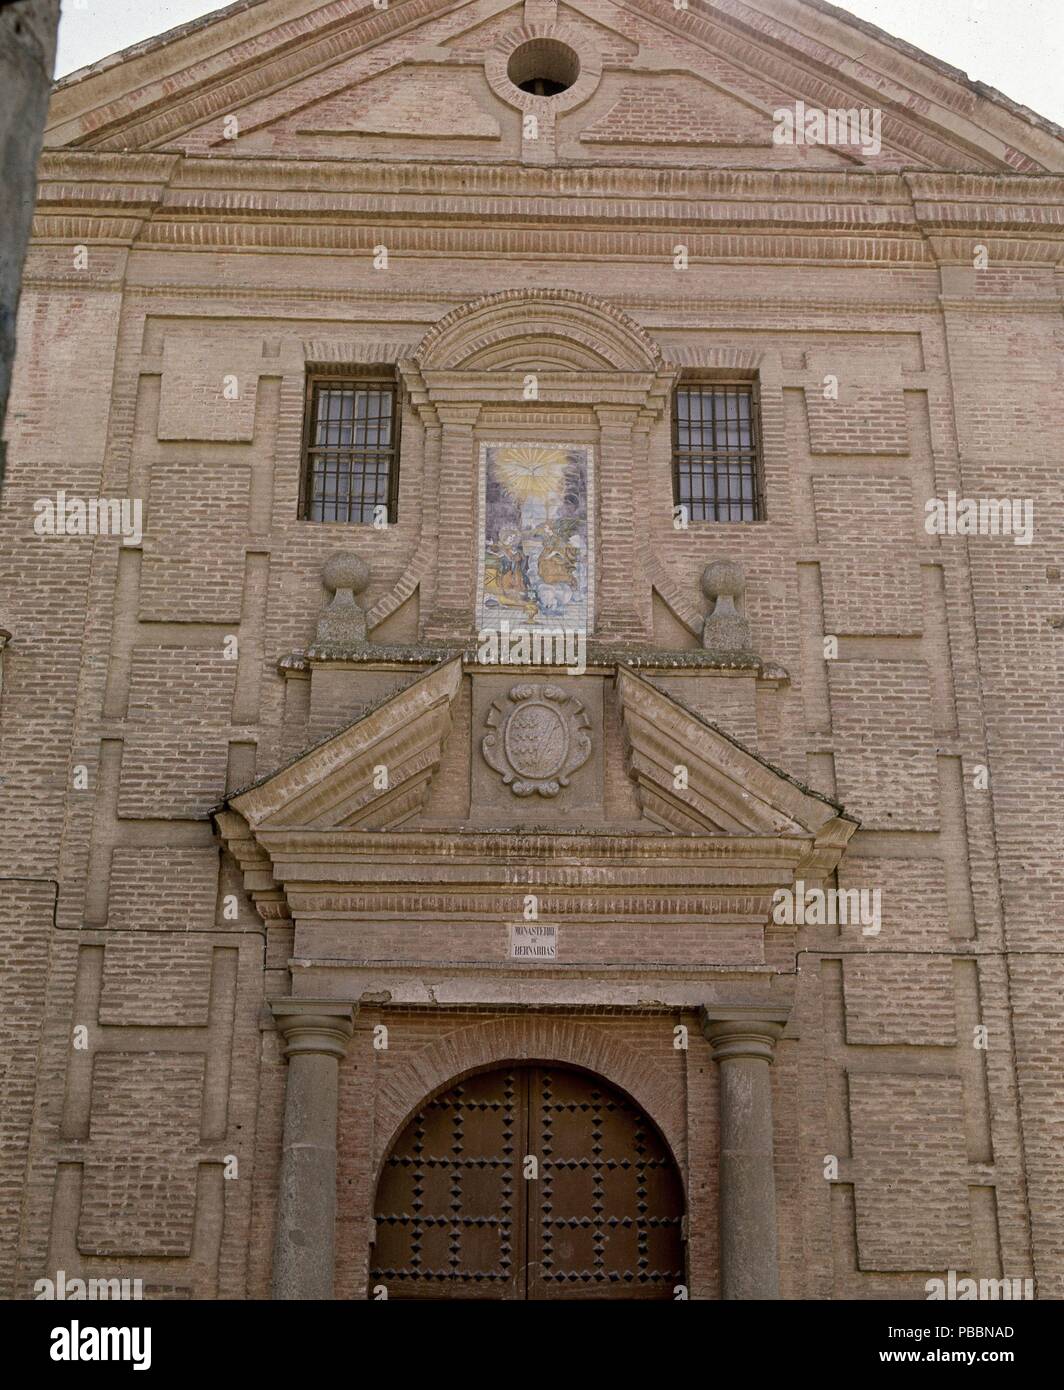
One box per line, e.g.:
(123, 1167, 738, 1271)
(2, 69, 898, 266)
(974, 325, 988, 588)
(701, 1006, 791, 1064)
(432, 400, 483, 428)
(269, 1000, 357, 1061)
(593, 403, 640, 429)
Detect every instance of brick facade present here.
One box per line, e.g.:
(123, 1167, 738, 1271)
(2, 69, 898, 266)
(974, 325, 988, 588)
(1, 0, 1062, 1301)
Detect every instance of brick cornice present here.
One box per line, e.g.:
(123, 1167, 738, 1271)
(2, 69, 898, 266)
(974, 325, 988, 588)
(251, 825, 825, 927)
(255, 825, 807, 863)
(29, 154, 1064, 263)
(37, 152, 1064, 205)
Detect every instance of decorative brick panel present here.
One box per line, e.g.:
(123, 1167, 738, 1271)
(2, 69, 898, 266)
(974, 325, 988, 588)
(828, 661, 939, 830)
(98, 938, 215, 1027)
(849, 1073, 971, 1271)
(581, 80, 769, 146)
(80, 1054, 205, 1257)
(158, 339, 261, 442)
(106, 848, 219, 931)
(805, 384, 910, 456)
(836, 857, 951, 950)
(814, 476, 922, 635)
(118, 731, 230, 819)
(843, 956, 957, 1046)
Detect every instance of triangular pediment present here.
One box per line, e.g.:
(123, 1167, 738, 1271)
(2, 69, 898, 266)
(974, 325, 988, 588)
(616, 666, 854, 850)
(227, 656, 462, 832)
(45, 0, 1064, 173)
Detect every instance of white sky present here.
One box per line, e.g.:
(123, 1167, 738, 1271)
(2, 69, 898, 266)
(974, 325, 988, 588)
(55, 0, 1064, 126)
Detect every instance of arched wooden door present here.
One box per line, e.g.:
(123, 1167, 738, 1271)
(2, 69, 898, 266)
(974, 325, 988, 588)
(370, 1064, 685, 1300)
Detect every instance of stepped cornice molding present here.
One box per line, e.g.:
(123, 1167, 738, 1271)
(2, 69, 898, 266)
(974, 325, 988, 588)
(244, 823, 845, 927)
(16, 274, 998, 316)
(30, 156, 1064, 265)
(38, 219, 1064, 267)
(40, 150, 1064, 203)
(249, 826, 813, 863)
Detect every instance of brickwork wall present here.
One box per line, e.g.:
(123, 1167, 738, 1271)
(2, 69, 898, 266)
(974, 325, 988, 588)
(1, 240, 1053, 1299)
(0, 0, 1059, 1303)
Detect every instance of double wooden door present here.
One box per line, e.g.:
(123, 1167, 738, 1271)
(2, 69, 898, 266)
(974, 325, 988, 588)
(371, 1064, 685, 1299)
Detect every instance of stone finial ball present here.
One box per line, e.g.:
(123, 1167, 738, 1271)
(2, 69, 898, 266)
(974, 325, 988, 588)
(702, 559, 745, 601)
(322, 551, 370, 595)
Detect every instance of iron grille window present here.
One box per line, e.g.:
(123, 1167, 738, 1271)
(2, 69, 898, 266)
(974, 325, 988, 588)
(672, 384, 763, 522)
(300, 376, 399, 523)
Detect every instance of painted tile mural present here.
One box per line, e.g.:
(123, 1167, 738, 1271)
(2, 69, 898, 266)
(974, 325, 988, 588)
(476, 443, 595, 632)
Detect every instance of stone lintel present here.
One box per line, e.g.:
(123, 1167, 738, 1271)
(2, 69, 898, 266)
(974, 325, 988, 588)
(285, 962, 790, 1012)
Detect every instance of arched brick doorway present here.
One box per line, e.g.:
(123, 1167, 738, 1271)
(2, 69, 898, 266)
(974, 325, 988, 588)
(369, 1063, 686, 1300)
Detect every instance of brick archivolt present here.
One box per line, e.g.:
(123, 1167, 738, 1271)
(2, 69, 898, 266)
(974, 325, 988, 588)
(372, 1014, 687, 1181)
(411, 288, 666, 373)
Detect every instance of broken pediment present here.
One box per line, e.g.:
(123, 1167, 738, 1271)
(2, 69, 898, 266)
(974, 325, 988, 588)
(45, 0, 1064, 174)
(616, 665, 854, 847)
(213, 656, 858, 938)
(226, 656, 462, 832)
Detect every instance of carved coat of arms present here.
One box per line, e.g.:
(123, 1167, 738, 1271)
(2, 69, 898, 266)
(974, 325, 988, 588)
(482, 684, 592, 797)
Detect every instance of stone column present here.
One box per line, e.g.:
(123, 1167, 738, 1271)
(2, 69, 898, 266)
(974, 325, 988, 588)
(270, 1000, 357, 1300)
(702, 1007, 790, 1300)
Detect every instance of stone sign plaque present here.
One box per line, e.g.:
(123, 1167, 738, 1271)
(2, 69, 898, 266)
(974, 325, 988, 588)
(509, 923, 558, 960)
